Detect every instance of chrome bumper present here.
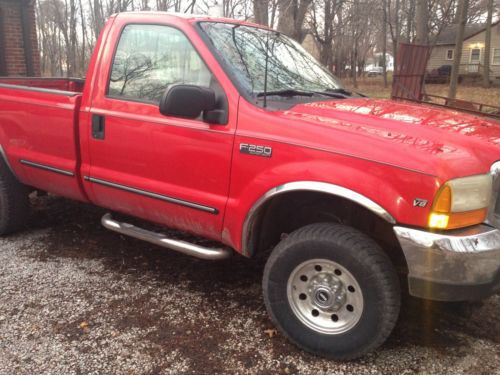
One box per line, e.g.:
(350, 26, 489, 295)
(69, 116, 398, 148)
(394, 225, 500, 301)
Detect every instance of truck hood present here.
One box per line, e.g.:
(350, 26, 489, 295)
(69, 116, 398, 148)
(280, 98, 500, 179)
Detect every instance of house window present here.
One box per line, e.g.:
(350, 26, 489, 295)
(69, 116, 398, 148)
(446, 49, 454, 60)
(470, 48, 481, 63)
(493, 48, 500, 65)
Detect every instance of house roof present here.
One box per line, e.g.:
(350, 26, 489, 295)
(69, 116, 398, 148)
(434, 20, 500, 45)
(0, 0, 33, 4)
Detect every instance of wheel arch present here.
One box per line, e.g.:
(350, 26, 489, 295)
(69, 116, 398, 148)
(241, 181, 396, 256)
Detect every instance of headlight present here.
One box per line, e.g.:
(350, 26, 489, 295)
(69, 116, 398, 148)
(429, 174, 493, 229)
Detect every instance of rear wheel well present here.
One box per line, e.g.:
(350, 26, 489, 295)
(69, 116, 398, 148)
(246, 191, 407, 272)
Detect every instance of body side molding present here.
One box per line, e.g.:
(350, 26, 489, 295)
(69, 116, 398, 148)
(20, 159, 75, 176)
(84, 176, 219, 214)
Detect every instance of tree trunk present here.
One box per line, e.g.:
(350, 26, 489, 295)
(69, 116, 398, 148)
(334, 6, 344, 77)
(253, 0, 269, 26)
(415, 0, 428, 44)
(382, 0, 388, 88)
(406, 0, 415, 42)
(277, 0, 312, 42)
(482, 0, 493, 88)
(448, 0, 469, 99)
(393, 0, 400, 62)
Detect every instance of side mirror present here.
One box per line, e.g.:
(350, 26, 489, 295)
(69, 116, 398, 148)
(159, 84, 218, 122)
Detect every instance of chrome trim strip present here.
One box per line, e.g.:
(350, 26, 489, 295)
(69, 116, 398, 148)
(0, 145, 16, 176)
(102, 213, 231, 260)
(20, 159, 74, 176)
(242, 181, 396, 254)
(85, 176, 218, 214)
(0, 83, 80, 97)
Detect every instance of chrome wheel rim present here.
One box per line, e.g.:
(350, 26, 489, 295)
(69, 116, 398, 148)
(287, 259, 364, 334)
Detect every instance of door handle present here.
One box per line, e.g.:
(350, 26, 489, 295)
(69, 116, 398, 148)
(92, 114, 105, 140)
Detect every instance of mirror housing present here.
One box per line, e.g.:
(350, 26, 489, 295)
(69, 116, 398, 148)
(159, 84, 219, 122)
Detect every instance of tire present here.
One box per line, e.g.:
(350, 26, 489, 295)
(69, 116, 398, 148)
(263, 223, 400, 360)
(0, 158, 30, 235)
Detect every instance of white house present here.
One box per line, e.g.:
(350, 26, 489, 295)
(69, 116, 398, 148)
(364, 52, 394, 73)
(427, 20, 500, 84)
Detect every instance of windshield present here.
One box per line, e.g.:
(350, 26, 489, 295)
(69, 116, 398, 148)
(198, 22, 343, 98)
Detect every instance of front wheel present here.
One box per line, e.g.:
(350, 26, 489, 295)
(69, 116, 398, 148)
(263, 223, 400, 360)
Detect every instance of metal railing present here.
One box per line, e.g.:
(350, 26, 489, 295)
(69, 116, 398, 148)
(423, 94, 500, 120)
(458, 63, 490, 76)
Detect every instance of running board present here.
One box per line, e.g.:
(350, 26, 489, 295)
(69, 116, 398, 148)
(101, 213, 232, 260)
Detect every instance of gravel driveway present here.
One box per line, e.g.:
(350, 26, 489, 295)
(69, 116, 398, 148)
(0, 195, 498, 374)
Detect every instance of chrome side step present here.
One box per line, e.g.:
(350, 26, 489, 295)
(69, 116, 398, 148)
(101, 213, 232, 260)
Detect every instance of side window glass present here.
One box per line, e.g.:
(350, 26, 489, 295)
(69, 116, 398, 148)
(109, 24, 213, 103)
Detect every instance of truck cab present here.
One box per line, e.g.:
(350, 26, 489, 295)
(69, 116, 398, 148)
(0, 12, 499, 360)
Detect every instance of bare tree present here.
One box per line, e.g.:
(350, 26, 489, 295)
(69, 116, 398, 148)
(309, 0, 343, 69)
(382, 0, 388, 87)
(448, 0, 469, 99)
(415, 0, 429, 44)
(254, 0, 269, 25)
(483, 0, 494, 88)
(387, 0, 400, 62)
(277, 0, 313, 42)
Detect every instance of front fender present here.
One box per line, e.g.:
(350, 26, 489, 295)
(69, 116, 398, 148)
(222, 141, 439, 253)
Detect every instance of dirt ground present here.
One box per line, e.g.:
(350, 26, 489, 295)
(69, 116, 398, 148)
(0, 195, 499, 374)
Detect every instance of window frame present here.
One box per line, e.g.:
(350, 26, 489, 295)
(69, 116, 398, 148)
(445, 49, 454, 61)
(105, 22, 220, 106)
(469, 48, 481, 64)
(492, 48, 500, 66)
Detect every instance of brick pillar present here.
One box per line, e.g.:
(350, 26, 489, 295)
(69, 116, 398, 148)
(0, 0, 40, 77)
(0, 7, 6, 76)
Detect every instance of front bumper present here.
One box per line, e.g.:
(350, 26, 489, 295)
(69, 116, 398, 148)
(394, 225, 500, 301)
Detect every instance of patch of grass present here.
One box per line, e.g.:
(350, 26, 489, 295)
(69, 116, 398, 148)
(342, 77, 500, 108)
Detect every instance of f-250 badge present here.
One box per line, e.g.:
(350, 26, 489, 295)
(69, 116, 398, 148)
(240, 143, 273, 158)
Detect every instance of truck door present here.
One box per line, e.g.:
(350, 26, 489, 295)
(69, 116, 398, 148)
(85, 23, 235, 240)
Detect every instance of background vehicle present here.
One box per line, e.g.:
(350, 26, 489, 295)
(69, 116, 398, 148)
(366, 66, 384, 77)
(425, 65, 452, 84)
(0, 12, 499, 360)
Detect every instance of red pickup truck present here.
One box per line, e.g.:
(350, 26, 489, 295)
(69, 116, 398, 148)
(0, 12, 499, 359)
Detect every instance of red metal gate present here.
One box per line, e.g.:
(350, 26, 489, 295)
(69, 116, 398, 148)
(391, 43, 500, 120)
(391, 43, 431, 101)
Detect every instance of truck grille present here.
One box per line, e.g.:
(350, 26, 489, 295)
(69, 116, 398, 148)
(488, 161, 500, 229)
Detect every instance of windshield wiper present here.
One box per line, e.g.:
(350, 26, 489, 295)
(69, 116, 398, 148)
(256, 88, 363, 100)
(257, 89, 316, 97)
(323, 88, 367, 98)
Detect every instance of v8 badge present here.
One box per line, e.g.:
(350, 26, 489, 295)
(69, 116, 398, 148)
(413, 198, 428, 208)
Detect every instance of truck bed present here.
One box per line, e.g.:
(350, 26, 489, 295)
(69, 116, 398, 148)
(0, 77, 87, 202)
